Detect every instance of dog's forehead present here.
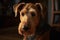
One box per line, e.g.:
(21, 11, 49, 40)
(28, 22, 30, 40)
(29, 8, 36, 12)
(20, 3, 40, 16)
(20, 3, 37, 13)
(20, 8, 37, 14)
(23, 3, 36, 10)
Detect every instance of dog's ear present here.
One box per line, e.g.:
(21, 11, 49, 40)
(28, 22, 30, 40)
(13, 3, 25, 17)
(35, 3, 47, 19)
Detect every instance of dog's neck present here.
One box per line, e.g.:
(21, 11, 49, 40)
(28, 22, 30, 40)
(26, 34, 36, 40)
(23, 34, 36, 40)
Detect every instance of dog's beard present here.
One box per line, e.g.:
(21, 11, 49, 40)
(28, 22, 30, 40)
(18, 22, 37, 35)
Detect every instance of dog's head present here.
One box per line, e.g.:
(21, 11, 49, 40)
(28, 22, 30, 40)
(13, 3, 47, 36)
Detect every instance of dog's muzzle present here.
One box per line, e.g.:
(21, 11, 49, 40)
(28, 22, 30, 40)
(23, 25, 30, 31)
(22, 22, 31, 31)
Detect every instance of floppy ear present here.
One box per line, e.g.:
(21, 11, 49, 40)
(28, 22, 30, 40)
(35, 3, 47, 19)
(13, 3, 25, 17)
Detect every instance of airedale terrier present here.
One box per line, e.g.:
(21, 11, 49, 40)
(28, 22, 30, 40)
(13, 3, 51, 40)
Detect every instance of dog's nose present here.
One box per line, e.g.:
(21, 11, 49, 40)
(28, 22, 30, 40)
(23, 25, 29, 31)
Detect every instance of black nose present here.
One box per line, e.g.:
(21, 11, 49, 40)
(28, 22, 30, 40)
(23, 26, 29, 31)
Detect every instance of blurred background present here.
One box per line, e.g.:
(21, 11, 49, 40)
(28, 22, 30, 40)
(0, 0, 60, 40)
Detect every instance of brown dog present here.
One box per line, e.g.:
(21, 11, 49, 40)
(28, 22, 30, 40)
(13, 3, 51, 40)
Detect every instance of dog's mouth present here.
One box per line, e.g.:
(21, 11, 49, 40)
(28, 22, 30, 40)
(20, 30, 36, 40)
(21, 28, 30, 32)
(20, 26, 35, 35)
(20, 26, 31, 34)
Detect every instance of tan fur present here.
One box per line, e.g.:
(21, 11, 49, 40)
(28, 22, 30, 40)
(13, 3, 49, 40)
(19, 4, 40, 36)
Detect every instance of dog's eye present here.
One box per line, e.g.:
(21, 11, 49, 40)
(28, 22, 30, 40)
(21, 13, 24, 16)
(31, 12, 35, 17)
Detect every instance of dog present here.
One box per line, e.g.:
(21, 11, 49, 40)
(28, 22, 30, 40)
(13, 3, 51, 40)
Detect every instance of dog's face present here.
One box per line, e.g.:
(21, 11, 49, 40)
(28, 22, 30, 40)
(13, 3, 46, 36)
(19, 3, 40, 35)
